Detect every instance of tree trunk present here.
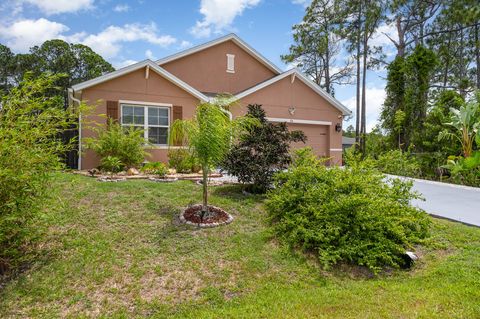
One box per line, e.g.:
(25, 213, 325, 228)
(325, 31, 331, 94)
(459, 28, 467, 98)
(443, 33, 452, 89)
(355, 3, 362, 147)
(201, 163, 209, 221)
(396, 16, 406, 58)
(361, 25, 368, 154)
(475, 24, 480, 89)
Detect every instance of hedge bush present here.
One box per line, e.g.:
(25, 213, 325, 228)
(374, 150, 421, 177)
(266, 148, 431, 273)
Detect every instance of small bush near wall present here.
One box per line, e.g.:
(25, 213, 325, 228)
(168, 149, 200, 173)
(266, 148, 430, 273)
(84, 120, 147, 169)
(141, 161, 168, 177)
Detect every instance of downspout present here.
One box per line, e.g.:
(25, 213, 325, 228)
(68, 88, 82, 170)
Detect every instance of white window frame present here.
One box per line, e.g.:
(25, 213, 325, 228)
(226, 54, 235, 73)
(119, 100, 172, 146)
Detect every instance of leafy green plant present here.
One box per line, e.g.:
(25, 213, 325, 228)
(141, 161, 168, 177)
(438, 92, 480, 158)
(100, 156, 124, 173)
(167, 148, 200, 173)
(84, 120, 147, 169)
(169, 96, 256, 219)
(442, 152, 480, 186)
(266, 148, 430, 273)
(222, 104, 306, 193)
(0, 73, 78, 273)
(374, 150, 420, 177)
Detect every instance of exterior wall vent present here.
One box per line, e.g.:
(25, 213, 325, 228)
(226, 54, 235, 73)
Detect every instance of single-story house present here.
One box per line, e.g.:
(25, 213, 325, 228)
(68, 33, 351, 170)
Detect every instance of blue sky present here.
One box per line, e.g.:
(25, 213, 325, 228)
(0, 0, 397, 130)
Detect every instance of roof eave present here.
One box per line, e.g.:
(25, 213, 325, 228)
(70, 60, 209, 102)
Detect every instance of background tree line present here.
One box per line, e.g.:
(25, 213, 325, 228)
(283, 0, 480, 153)
(0, 39, 114, 100)
(284, 0, 480, 185)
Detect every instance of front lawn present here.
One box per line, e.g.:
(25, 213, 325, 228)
(1, 173, 479, 318)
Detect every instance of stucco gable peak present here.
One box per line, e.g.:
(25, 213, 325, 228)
(235, 69, 352, 116)
(156, 33, 282, 75)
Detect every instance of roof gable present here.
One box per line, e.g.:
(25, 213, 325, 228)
(71, 60, 209, 101)
(235, 69, 352, 116)
(157, 33, 282, 74)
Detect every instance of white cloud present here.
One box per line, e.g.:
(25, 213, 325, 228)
(370, 23, 398, 58)
(0, 18, 69, 51)
(24, 0, 94, 15)
(79, 23, 177, 58)
(179, 40, 192, 49)
(114, 59, 137, 69)
(291, 0, 311, 7)
(145, 49, 156, 60)
(0, 19, 176, 59)
(341, 86, 386, 132)
(113, 4, 130, 12)
(190, 0, 261, 38)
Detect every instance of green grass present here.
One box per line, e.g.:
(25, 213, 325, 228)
(0, 173, 479, 318)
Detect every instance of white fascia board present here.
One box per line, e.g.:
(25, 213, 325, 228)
(235, 69, 295, 99)
(71, 60, 209, 102)
(293, 70, 352, 116)
(266, 117, 332, 125)
(156, 33, 282, 74)
(235, 69, 352, 116)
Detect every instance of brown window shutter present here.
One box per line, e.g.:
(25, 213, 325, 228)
(172, 106, 183, 145)
(172, 105, 183, 122)
(106, 100, 119, 123)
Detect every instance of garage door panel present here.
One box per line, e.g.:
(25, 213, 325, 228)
(287, 123, 329, 157)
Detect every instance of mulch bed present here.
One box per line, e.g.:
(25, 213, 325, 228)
(181, 204, 233, 228)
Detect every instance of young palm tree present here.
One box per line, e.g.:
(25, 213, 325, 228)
(169, 96, 255, 220)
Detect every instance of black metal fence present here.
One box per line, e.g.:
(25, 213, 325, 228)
(60, 123, 79, 169)
(60, 96, 79, 169)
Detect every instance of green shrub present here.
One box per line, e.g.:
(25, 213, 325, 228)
(85, 120, 147, 169)
(141, 161, 168, 177)
(442, 152, 480, 186)
(100, 156, 124, 173)
(167, 148, 200, 173)
(221, 104, 306, 193)
(374, 150, 420, 177)
(0, 73, 77, 273)
(266, 148, 430, 273)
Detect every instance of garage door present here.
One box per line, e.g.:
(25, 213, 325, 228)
(287, 123, 329, 157)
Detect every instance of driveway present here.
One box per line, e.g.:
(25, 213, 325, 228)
(390, 175, 480, 227)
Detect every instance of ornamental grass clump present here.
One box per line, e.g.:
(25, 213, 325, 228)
(266, 148, 431, 273)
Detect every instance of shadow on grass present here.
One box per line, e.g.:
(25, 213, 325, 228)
(211, 184, 265, 202)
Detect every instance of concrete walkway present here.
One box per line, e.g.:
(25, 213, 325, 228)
(391, 176, 480, 227)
